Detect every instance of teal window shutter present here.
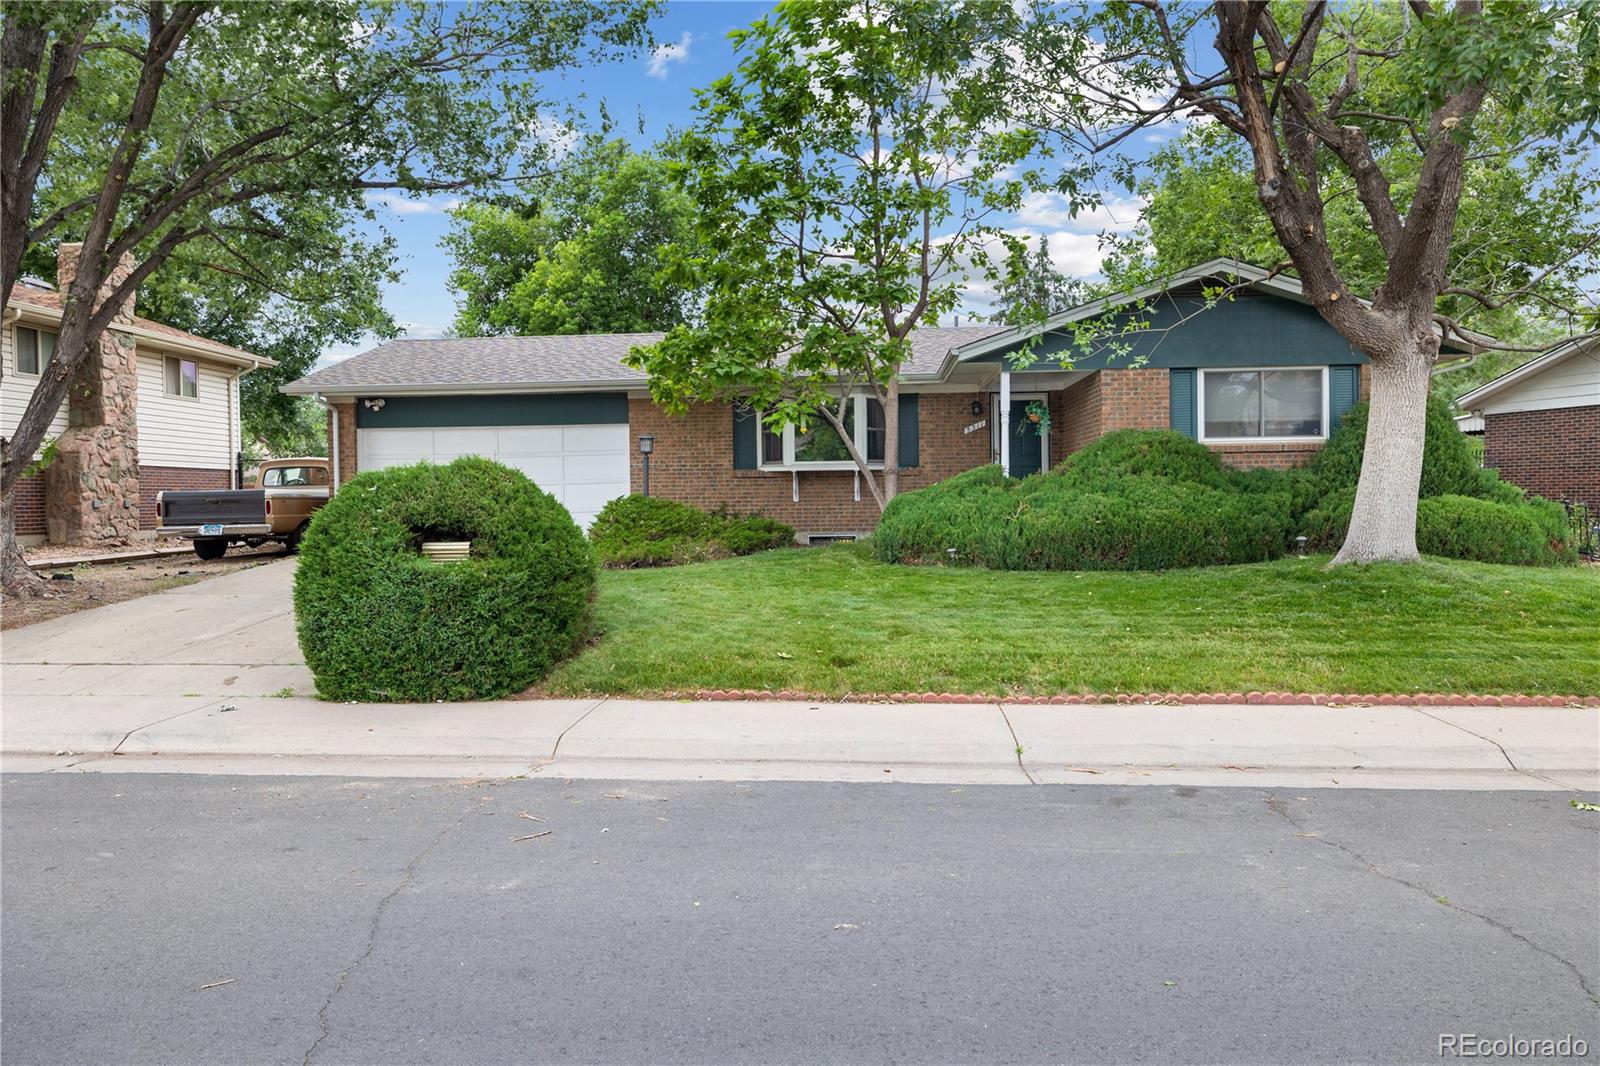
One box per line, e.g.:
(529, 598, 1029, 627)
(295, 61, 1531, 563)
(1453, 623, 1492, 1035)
(1329, 365, 1359, 432)
(1169, 369, 1197, 439)
(898, 393, 919, 468)
(732, 404, 758, 469)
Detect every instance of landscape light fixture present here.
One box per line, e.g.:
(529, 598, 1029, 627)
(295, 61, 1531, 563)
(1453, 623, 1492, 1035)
(638, 434, 655, 496)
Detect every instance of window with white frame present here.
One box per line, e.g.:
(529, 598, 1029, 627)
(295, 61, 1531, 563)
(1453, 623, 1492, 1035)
(1200, 367, 1326, 440)
(759, 395, 886, 468)
(13, 325, 55, 375)
(163, 355, 198, 398)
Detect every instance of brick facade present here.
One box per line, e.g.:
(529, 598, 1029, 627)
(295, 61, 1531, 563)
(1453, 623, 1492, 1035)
(628, 393, 990, 536)
(1483, 405, 1600, 511)
(1054, 374, 1100, 459)
(13, 474, 46, 537)
(139, 465, 232, 529)
(325, 401, 357, 487)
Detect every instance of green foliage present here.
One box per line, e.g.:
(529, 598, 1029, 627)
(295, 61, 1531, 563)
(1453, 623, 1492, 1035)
(993, 237, 1086, 326)
(445, 138, 698, 337)
(878, 411, 1575, 571)
(1297, 395, 1573, 564)
(1416, 495, 1575, 567)
(293, 458, 596, 701)
(589, 494, 795, 568)
(873, 430, 1295, 572)
(629, 0, 1042, 491)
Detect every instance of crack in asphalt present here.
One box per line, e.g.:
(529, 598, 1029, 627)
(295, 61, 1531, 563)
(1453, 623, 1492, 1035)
(301, 811, 465, 1066)
(1409, 707, 1579, 790)
(995, 705, 1036, 784)
(1263, 793, 1600, 1006)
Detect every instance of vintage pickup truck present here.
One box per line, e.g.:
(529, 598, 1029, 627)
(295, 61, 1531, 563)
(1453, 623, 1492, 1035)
(156, 457, 332, 560)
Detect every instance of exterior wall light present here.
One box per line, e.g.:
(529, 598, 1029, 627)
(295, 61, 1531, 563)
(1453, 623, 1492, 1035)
(971, 399, 983, 417)
(638, 434, 655, 496)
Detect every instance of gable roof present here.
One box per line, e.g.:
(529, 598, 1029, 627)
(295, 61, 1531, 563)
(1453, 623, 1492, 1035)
(943, 257, 1485, 371)
(1455, 335, 1600, 410)
(282, 324, 1008, 397)
(7, 282, 273, 370)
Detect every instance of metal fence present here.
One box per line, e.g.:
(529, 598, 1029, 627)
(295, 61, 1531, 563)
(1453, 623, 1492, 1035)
(1563, 500, 1598, 560)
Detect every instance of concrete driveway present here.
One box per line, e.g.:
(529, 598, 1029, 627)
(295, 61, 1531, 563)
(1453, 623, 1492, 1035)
(3, 556, 311, 699)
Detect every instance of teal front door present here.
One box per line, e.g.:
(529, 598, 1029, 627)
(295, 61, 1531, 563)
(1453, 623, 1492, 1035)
(1009, 399, 1044, 478)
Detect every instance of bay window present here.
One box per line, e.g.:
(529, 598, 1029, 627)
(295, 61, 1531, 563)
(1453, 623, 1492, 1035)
(1200, 367, 1326, 441)
(760, 395, 886, 469)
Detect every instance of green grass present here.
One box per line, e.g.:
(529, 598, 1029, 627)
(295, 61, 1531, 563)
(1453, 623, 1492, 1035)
(543, 544, 1600, 697)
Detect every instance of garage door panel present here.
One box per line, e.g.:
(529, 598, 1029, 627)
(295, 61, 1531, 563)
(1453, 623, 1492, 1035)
(493, 426, 564, 453)
(356, 419, 629, 530)
(430, 429, 498, 458)
(562, 424, 630, 453)
(503, 456, 564, 484)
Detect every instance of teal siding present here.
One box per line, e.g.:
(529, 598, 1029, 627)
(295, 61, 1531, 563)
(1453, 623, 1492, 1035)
(1169, 369, 1197, 439)
(355, 392, 628, 429)
(732, 404, 758, 469)
(897, 393, 919, 468)
(979, 291, 1370, 372)
(1329, 365, 1360, 432)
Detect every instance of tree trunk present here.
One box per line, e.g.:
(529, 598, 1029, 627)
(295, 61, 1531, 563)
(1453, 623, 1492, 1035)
(1330, 342, 1435, 565)
(0, 485, 47, 599)
(881, 376, 900, 506)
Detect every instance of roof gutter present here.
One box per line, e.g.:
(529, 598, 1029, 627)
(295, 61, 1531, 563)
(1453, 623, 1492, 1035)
(279, 377, 648, 398)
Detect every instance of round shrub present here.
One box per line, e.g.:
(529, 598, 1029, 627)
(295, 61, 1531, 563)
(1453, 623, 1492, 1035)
(293, 457, 596, 701)
(1416, 494, 1574, 566)
(1055, 429, 1233, 489)
(589, 494, 795, 567)
(1304, 393, 1483, 502)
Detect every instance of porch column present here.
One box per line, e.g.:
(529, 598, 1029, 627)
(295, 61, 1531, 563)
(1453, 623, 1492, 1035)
(999, 368, 1011, 476)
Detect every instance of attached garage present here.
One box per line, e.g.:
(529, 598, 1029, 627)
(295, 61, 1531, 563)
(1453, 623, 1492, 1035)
(353, 393, 631, 528)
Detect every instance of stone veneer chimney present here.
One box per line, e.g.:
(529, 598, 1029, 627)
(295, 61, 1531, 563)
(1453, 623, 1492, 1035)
(43, 243, 142, 544)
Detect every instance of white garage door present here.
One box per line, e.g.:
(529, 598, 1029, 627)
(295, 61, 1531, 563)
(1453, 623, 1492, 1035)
(357, 424, 630, 528)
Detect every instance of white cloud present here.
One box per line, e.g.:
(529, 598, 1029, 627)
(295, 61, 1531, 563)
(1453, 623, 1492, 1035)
(1017, 192, 1144, 234)
(526, 112, 580, 160)
(365, 192, 463, 216)
(646, 31, 693, 79)
(396, 321, 448, 341)
(952, 228, 1113, 319)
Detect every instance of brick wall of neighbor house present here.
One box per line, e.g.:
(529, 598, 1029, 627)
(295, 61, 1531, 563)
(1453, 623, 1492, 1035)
(139, 466, 232, 529)
(1483, 405, 1600, 511)
(13, 474, 46, 537)
(628, 393, 990, 536)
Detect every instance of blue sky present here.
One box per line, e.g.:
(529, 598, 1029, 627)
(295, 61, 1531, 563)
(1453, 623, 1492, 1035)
(336, 1, 1161, 365)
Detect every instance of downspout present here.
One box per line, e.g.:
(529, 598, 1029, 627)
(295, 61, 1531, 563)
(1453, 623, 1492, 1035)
(313, 393, 339, 489)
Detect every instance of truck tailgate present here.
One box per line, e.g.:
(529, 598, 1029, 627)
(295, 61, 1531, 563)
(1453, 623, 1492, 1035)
(159, 489, 266, 526)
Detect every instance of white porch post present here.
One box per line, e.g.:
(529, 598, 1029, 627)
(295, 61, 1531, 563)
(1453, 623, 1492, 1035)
(999, 368, 1011, 476)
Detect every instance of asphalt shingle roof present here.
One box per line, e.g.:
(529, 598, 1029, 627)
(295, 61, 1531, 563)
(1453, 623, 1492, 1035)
(285, 324, 1008, 394)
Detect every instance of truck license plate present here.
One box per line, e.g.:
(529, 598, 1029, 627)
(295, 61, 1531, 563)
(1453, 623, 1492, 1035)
(199, 524, 224, 536)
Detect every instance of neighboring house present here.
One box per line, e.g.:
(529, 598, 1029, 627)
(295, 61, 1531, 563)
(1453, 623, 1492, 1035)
(1456, 337, 1600, 511)
(282, 259, 1473, 540)
(3, 244, 274, 546)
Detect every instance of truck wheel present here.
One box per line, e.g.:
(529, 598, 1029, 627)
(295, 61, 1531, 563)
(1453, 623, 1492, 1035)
(284, 522, 309, 554)
(193, 538, 229, 561)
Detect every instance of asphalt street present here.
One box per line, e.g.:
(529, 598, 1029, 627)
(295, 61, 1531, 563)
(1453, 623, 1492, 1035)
(3, 774, 1596, 1065)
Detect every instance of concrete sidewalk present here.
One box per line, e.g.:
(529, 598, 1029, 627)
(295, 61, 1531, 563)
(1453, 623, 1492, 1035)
(2, 689, 1595, 790)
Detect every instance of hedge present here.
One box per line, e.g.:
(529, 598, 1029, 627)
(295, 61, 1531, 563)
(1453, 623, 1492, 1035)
(293, 457, 596, 701)
(589, 494, 795, 568)
(875, 396, 1574, 571)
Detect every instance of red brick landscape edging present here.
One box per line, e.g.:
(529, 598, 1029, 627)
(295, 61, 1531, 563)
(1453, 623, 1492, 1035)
(672, 689, 1600, 708)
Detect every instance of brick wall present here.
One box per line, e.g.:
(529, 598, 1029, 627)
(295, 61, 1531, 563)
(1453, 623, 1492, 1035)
(629, 393, 990, 537)
(1055, 374, 1101, 460)
(1483, 405, 1600, 510)
(13, 474, 46, 536)
(140, 465, 231, 529)
(1100, 368, 1170, 432)
(326, 401, 357, 486)
(1208, 440, 1325, 470)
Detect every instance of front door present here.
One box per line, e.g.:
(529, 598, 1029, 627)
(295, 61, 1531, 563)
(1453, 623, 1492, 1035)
(1009, 399, 1044, 478)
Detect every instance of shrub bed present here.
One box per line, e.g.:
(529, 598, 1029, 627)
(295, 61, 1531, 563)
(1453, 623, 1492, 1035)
(589, 495, 795, 567)
(293, 457, 596, 701)
(875, 398, 1573, 571)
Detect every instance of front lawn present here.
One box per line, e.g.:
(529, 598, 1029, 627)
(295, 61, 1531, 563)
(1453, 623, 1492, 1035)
(543, 545, 1600, 697)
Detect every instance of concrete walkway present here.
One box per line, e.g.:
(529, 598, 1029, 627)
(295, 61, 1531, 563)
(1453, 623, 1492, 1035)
(3, 558, 1596, 789)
